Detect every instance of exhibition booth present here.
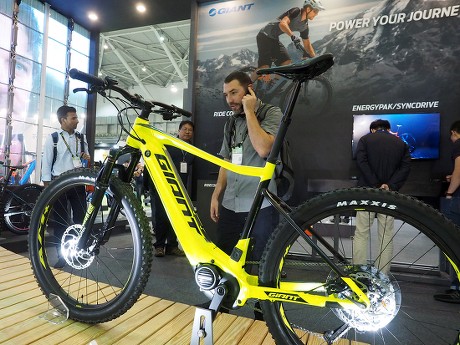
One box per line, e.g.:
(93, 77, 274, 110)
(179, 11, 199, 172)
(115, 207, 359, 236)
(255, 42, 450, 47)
(0, 1, 460, 345)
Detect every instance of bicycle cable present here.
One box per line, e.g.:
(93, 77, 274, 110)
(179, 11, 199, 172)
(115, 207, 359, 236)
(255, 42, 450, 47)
(103, 91, 145, 144)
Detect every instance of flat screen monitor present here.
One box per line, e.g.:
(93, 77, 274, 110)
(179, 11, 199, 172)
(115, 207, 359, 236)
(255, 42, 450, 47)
(352, 113, 440, 160)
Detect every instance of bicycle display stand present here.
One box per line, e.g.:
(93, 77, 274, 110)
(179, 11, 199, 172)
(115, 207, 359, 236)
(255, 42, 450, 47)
(40, 293, 69, 324)
(190, 307, 214, 345)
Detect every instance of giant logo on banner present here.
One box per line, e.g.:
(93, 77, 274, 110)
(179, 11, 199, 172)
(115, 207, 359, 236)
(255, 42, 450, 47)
(208, 2, 255, 16)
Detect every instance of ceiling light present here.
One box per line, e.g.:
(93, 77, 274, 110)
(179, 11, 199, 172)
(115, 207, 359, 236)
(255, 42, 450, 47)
(88, 12, 98, 21)
(103, 44, 109, 49)
(141, 66, 146, 72)
(171, 85, 177, 93)
(136, 3, 146, 13)
(159, 36, 165, 42)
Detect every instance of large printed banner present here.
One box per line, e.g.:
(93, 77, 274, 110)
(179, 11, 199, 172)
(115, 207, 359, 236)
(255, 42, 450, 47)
(193, 0, 460, 201)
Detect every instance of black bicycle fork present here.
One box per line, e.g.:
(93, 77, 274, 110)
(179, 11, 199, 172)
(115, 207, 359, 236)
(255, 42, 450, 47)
(77, 145, 141, 251)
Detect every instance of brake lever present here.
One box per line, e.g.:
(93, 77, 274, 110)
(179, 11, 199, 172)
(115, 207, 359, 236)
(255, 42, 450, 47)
(154, 108, 176, 121)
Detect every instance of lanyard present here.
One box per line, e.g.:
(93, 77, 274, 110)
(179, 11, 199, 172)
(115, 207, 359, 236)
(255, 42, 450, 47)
(231, 120, 248, 149)
(60, 132, 79, 158)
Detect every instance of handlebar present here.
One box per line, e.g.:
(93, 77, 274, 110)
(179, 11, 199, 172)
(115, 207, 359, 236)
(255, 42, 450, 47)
(69, 68, 192, 119)
(294, 41, 312, 59)
(69, 68, 105, 87)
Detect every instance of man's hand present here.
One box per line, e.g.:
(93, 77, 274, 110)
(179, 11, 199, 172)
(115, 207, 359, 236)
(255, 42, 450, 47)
(81, 153, 91, 161)
(241, 86, 257, 115)
(291, 34, 302, 47)
(210, 196, 220, 223)
(380, 183, 390, 190)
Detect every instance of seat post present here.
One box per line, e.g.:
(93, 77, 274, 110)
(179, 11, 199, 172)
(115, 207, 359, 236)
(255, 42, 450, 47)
(266, 79, 302, 165)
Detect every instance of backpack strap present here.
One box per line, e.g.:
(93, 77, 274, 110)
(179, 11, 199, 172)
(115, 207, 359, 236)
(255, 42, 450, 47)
(255, 103, 275, 122)
(225, 116, 236, 149)
(50, 131, 86, 173)
(76, 131, 85, 154)
(51, 131, 58, 172)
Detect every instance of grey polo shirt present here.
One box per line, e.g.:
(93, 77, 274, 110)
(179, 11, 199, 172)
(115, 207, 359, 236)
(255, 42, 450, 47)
(219, 102, 282, 213)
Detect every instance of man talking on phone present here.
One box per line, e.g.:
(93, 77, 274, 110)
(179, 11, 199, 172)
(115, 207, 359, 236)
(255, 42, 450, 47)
(210, 71, 282, 273)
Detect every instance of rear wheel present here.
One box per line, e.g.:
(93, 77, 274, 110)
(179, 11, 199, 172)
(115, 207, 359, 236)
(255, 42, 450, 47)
(4, 184, 43, 234)
(281, 75, 333, 116)
(260, 188, 460, 345)
(28, 168, 153, 323)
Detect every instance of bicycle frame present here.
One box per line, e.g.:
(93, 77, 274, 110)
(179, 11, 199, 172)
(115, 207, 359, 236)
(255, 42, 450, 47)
(18, 160, 36, 185)
(0, 160, 35, 186)
(115, 115, 368, 310)
(93, 89, 364, 313)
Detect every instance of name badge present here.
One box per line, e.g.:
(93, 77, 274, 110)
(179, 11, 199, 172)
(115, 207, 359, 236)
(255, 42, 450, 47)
(73, 156, 83, 168)
(180, 161, 188, 173)
(232, 146, 243, 165)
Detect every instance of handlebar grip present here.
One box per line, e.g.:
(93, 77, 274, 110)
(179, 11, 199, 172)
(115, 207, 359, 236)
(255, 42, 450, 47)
(152, 101, 192, 118)
(69, 68, 105, 87)
(73, 88, 88, 93)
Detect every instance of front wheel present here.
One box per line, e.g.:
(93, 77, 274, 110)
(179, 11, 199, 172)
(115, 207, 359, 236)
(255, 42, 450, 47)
(260, 188, 460, 345)
(28, 168, 153, 323)
(4, 184, 43, 234)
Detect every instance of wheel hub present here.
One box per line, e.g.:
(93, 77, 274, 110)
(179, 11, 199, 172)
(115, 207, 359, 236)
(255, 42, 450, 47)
(330, 266, 401, 332)
(60, 224, 95, 269)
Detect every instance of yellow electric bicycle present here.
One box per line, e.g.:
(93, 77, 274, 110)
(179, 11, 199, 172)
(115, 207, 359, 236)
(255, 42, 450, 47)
(29, 54, 460, 345)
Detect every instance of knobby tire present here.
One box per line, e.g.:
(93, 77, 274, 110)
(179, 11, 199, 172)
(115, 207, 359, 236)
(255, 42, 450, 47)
(28, 168, 153, 323)
(260, 188, 460, 345)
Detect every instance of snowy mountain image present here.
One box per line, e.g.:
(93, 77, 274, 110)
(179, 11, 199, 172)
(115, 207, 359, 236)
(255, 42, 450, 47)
(196, 48, 257, 88)
(312, 0, 459, 102)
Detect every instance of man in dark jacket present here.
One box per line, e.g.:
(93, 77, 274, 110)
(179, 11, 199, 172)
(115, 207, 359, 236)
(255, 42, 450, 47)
(353, 119, 411, 274)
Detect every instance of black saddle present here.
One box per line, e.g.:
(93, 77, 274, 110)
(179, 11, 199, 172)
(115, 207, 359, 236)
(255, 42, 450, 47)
(257, 53, 334, 81)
